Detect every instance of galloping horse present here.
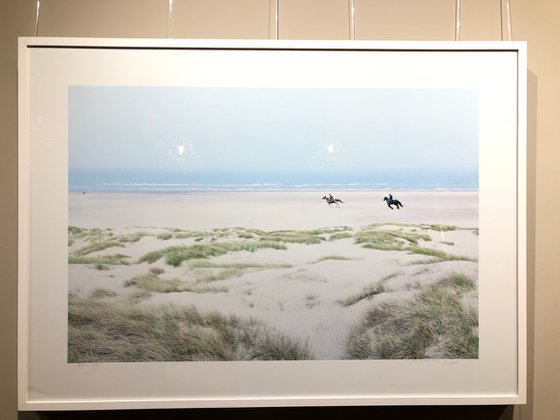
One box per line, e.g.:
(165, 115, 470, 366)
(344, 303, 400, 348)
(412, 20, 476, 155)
(322, 194, 344, 207)
(383, 194, 403, 210)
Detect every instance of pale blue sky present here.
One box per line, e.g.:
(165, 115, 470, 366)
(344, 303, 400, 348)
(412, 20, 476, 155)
(69, 86, 478, 176)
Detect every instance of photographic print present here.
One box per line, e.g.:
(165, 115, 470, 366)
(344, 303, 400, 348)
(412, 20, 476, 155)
(67, 86, 479, 362)
(19, 39, 526, 408)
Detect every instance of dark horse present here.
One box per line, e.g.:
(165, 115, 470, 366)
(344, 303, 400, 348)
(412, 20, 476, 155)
(383, 194, 403, 210)
(322, 194, 344, 207)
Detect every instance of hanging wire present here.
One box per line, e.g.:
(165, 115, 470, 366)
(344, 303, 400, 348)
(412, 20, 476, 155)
(454, 0, 461, 41)
(505, 0, 513, 40)
(167, 0, 174, 38)
(275, 0, 279, 40)
(34, 0, 41, 37)
(349, 0, 356, 40)
(499, 0, 513, 40)
(500, 0, 504, 40)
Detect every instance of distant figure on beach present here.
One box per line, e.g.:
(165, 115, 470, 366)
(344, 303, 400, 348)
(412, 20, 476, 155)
(322, 194, 344, 207)
(383, 193, 403, 210)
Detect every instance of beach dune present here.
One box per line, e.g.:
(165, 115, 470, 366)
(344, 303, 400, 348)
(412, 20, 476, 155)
(68, 190, 479, 361)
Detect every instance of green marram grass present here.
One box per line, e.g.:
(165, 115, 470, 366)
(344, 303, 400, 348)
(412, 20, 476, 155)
(124, 272, 227, 294)
(68, 295, 313, 362)
(118, 231, 152, 244)
(338, 271, 403, 307)
(353, 223, 478, 264)
(437, 272, 477, 292)
(407, 246, 477, 264)
(138, 240, 288, 267)
(328, 232, 354, 241)
(422, 224, 457, 232)
(149, 267, 165, 275)
(254, 230, 325, 245)
(188, 260, 292, 283)
(174, 230, 215, 240)
(72, 240, 124, 257)
(124, 273, 185, 293)
(69, 225, 352, 258)
(68, 253, 130, 266)
(68, 226, 122, 249)
(239, 226, 353, 245)
(355, 228, 432, 251)
(189, 260, 292, 270)
(89, 287, 117, 299)
(346, 273, 478, 359)
(93, 262, 110, 271)
(310, 255, 356, 264)
(338, 284, 387, 307)
(126, 289, 154, 303)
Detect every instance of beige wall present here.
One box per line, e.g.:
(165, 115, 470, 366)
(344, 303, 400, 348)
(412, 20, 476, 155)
(1, 1, 558, 419)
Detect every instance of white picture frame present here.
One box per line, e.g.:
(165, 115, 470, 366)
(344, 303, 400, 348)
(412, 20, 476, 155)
(18, 37, 526, 410)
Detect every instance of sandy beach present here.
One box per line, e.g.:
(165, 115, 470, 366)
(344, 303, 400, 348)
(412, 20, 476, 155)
(68, 190, 479, 361)
(69, 190, 478, 230)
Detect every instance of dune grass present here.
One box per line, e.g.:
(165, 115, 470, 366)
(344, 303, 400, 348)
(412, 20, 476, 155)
(235, 226, 352, 245)
(68, 226, 120, 250)
(338, 284, 387, 307)
(255, 230, 325, 245)
(124, 273, 184, 293)
(188, 260, 292, 283)
(310, 255, 356, 264)
(174, 231, 214, 240)
(89, 287, 117, 299)
(328, 232, 354, 241)
(422, 224, 457, 232)
(149, 267, 165, 275)
(68, 226, 85, 235)
(407, 246, 476, 264)
(73, 240, 124, 256)
(68, 226, 151, 267)
(70, 226, 159, 246)
(68, 253, 130, 266)
(68, 294, 313, 362)
(365, 222, 471, 233)
(126, 289, 154, 303)
(355, 228, 432, 251)
(346, 273, 478, 359)
(437, 272, 477, 292)
(189, 260, 292, 271)
(124, 272, 227, 294)
(118, 231, 153, 243)
(338, 271, 400, 307)
(69, 226, 107, 241)
(139, 240, 287, 267)
(313, 226, 352, 233)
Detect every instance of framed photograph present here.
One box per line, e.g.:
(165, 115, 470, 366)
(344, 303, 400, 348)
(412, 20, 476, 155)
(18, 37, 526, 410)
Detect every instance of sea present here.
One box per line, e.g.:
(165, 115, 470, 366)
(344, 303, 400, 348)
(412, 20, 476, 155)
(68, 170, 478, 193)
